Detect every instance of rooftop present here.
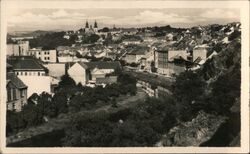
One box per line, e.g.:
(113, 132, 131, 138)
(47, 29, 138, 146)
(7, 56, 47, 71)
(7, 72, 27, 89)
(84, 61, 121, 70)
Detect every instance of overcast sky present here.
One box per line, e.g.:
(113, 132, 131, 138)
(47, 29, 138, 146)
(6, 8, 240, 32)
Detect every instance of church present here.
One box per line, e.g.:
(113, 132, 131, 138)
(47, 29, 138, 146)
(84, 20, 98, 34)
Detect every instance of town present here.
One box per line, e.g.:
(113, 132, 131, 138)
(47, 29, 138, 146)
(6, 20, 241, 147)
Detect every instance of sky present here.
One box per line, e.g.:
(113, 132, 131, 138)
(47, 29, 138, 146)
(6, 8, 240, 32)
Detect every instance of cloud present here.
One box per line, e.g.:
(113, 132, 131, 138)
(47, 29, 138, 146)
(200, 9, 239, 19)
(7, 9, 240, 31)
(51, 9, 69, 18)
(7, 9, 86, 30)
(100, 10, 193, 26)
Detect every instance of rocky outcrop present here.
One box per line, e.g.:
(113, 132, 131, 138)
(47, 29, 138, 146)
(156, 111, 227, 146)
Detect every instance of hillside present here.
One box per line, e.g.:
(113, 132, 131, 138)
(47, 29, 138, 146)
(159, 22, 241, 146)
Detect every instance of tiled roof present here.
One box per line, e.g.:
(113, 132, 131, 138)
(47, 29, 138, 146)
(83, 61, 121, 70)
(7, 56, 46, 71)
(7, 72, 27, 89)
(155, 44, 169, 52)
(7, 63, 12, 68)
(56, 46, 70, 51)
(125, 44, 149, 55)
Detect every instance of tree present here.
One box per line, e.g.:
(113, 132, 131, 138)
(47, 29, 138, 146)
(82, 34, 100, 44)
(59, 75, 76, 88)
(29, 32, 72, 49)
(100, 27, 109, 32)
(209, 65, 240, 115)
(173, 71, 206, 121)
(69, 34, 78, 44)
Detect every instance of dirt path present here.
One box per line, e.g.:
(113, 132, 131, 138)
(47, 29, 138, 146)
(6, 89, 147, 145)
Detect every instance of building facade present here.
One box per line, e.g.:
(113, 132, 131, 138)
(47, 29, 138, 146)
(155, 48, 169, 75)
(6, 72, 28, 112)
(7, 56, 48, 76)
(192, 47, 207, 62)
(7, 41, 29, 56)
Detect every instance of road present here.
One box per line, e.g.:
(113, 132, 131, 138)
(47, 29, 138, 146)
(124, 68, 175, 89)
(6, 89, 147, 145)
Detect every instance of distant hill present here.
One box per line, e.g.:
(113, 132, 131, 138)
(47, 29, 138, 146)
(8, 30, 57, 38)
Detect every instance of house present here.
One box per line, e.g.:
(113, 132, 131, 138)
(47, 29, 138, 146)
(7, 56, 51, 97)
(121, 28, 138, 35)
(18, 75, 51, 98)
(6, 72, 28, 112)
(44, 63, 66, 79)
(154, 44, 187, 76)
(168, 50, 188, 62)
(7, 56, 48, 76)
(154, 45, 169, 75)
(29, 49, 57, 63)
(124, 46, 148, 64)
(124, 51, 145, 64)
(7, 41, 29, 56)
(7, 44, 19, 56)
(67, 62, 89, 85)
(123, 37, 142, 45)
(67, 61, 121, 86)
(192, 47, 207, 62)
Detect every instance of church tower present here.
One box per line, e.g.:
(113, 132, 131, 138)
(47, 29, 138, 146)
(85, 21, 89, 32)
(94, 20, 98, 32)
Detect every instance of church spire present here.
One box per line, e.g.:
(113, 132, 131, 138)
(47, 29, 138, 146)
(94, 20, 98, 28)
(85, 21, 89, 28)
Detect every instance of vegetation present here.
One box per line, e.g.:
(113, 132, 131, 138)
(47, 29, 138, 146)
(173, 71, 206, 121)
(6, 73, 137, 136)
(29, 32, 74, 50)
(63, 97, 177, 147)
(81, 34, 100, 44)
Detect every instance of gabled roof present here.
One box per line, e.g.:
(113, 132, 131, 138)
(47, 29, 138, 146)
(155, 44, 169, 52)
(7, 63, 12, 68)
(7, 72, 27, 89)
(84, 61, 121, 70)
(7, 56, 46, 71)
(56, 46, 70, 51)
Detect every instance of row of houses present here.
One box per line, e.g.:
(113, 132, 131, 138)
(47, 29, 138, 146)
(6, 55, 122, 112)
(120, 42, 210, 76)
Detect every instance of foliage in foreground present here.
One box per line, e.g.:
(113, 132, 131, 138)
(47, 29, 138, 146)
(6, 73, 137, 136)
(63, 97, 177, 147)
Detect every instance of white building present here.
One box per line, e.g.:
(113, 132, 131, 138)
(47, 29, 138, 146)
(7, 56, 51, 98)
(7, 41, 29, 56)
(29, 49, 57, 63)
(67, 61, 121, 85)
(67, 62, 89, 85)
(19, 76, 51, 98)
(44, 63, 66, 79)
(168, 50, 188, 62)
(192, 47, 207, 62)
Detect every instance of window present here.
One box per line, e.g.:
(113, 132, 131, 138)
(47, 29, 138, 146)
(25, 72, 27, 76)
(38, 72, 40, 76)
(13, 89, 17, 100)
(21, 101, 24, 107)
(16, 72, 19, 75)
(7, 88, 12, 101)
(47, 57, 50, 60)
(21, 89, 25, 97)
(39, 52, 41, 55)
(12, 103, 15, 110)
